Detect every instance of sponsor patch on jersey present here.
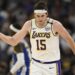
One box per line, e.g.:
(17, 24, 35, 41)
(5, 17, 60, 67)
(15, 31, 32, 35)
(32, 28, 36, 30)
(45, 26, 51, 31)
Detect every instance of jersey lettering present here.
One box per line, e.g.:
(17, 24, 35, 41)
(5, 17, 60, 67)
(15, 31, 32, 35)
(32, 31, 50, 38)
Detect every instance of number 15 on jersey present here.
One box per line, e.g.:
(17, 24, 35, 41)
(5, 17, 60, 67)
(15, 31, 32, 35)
(36, 39, 46, 50)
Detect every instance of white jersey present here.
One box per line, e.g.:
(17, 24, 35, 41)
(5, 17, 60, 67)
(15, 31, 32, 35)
(30, 18, 60, 62)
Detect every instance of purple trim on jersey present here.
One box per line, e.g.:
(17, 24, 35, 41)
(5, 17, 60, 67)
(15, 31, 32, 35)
(32, 58, 60, 64)
(32, 58, 61, 75)
(57, 61, 61, 75)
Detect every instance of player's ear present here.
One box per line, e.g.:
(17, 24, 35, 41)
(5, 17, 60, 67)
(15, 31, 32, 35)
(46, 12, 48, 17)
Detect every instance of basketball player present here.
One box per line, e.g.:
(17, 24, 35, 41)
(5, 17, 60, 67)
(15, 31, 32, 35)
(7, 24, 30, 75)
(0, 1, 75, 75)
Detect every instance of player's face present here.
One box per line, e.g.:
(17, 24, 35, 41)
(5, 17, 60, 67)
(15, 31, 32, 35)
(34, 13, 48, 25)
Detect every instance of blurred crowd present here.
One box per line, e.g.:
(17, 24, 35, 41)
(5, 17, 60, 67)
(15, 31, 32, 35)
(0, 0, 75, 75)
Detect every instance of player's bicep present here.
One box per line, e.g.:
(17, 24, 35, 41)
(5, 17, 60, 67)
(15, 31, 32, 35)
(13, 23, 28, 38)
(12, 21, 31, 44)
(20, 22, 29, 37)
(54, 21, 71, 40)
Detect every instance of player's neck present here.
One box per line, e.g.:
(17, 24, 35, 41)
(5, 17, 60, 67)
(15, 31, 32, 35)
(36, 20, 47, 28)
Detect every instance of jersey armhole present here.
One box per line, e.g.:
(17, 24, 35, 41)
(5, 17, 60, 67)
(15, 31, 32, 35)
(29, 20, 32, 35)
(50, 19, 58, 36)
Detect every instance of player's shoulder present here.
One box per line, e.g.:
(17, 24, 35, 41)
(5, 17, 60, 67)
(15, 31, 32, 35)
(50, 18, 63, 31)
(24, 18, 35, 29)
(24, 19, 34, 26)
(24, 20, 31, 25)
(52, 18, 62, 26)
(23, 19, 34, 32)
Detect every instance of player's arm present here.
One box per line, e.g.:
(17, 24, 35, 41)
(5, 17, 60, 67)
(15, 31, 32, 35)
(53, 20, 75, 54)
(0, 21, 31, 46)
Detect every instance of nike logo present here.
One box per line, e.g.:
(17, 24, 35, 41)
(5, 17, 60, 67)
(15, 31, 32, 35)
(49, 67, 54, 69)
